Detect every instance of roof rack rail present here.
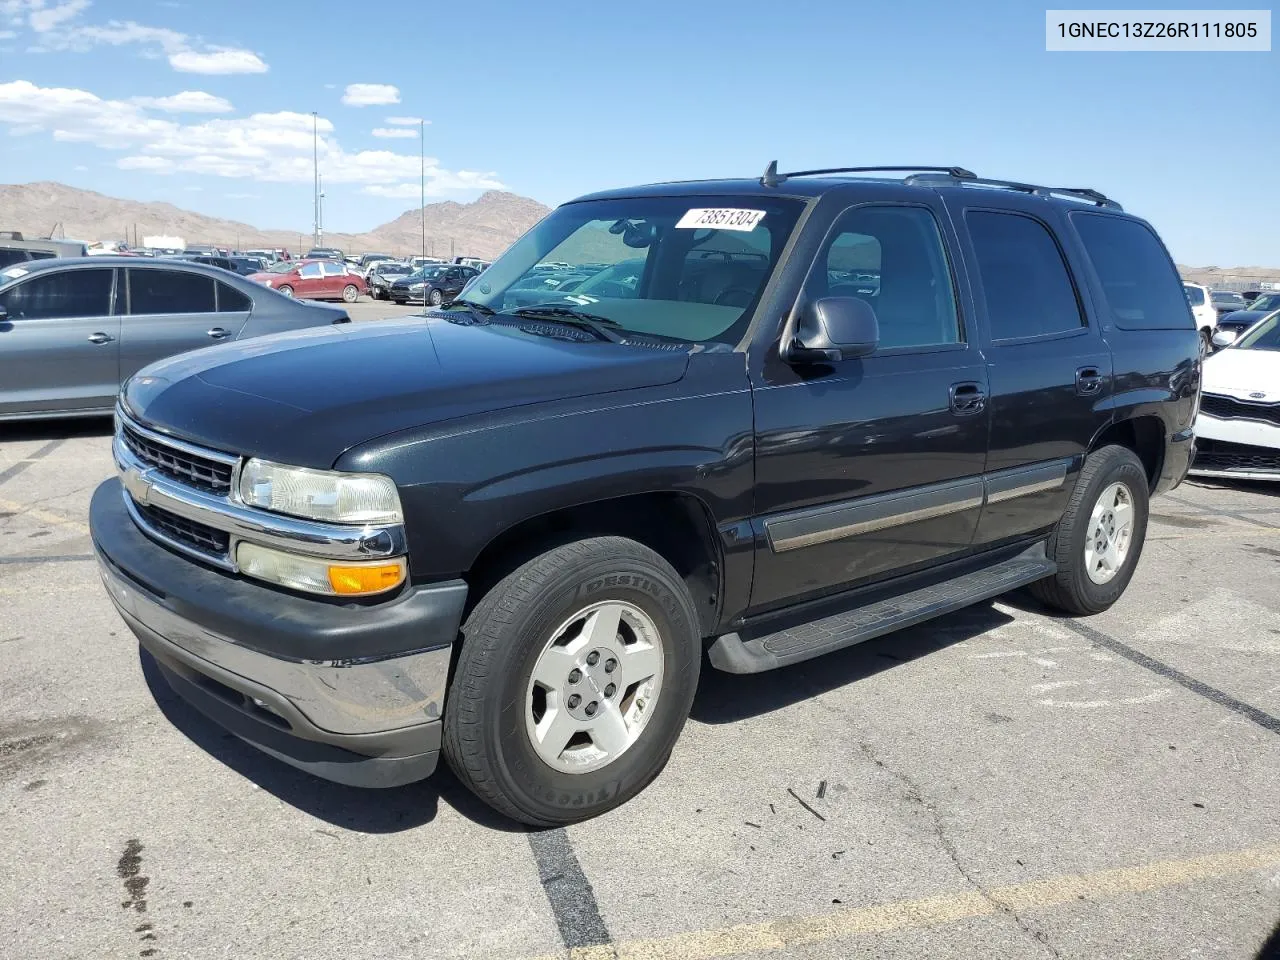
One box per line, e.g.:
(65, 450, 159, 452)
(904, 171, 1121, 210)
(763, 165, 977, 185)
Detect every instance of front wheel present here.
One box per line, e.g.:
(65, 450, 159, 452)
(443, 537, 702, 826)
(428, 288, 444, 306)
(277, 284, 294, 298)
(1030, 445, 1150, 615)
(1200, 328, 1212, 355)
(341, 284, 359, 303)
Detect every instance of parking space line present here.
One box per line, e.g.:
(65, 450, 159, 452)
(526, 842, 1280, 960)
(0, 438, 64, 486)
(527, 828, 613, 953)
(1165, 493, 1277, 530)
(0, 497, 91, 534)
(1062, 620, 1280, 735)
(0, 554, 95, 565)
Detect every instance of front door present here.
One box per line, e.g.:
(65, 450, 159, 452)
(0, 266, 119, 416)
(749, 202, 989, 613)
(945, 200, 1114, 546)
(121, 268, 221, 378)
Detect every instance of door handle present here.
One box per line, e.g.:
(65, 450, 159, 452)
(1076, 366, 1104, 396)
(206, 327, 230, 340)
(87, 332, 114, 344)
(949, 381, 986, 416)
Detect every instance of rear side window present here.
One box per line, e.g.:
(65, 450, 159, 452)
(216, 282, 252, 312)
(0, 268, 113, 320)
(966, 211, 1083, 341)
(129, 269, 216, 315)
(1072, 214, 1192, 330)
(1184, 285, 1205, 307)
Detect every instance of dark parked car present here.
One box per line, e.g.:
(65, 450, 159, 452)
(304, 247, 344, 261)
(1210, 290, 1248, 316)
(389, 264, 478, 305)
(228, 256, 268, 276)
(90, 165, 1197, 826)
(1212, 292, 1280, 346)
(0, 256, 350, 420)
(367, 261, 413, 300)
(189, 255, 235, 272)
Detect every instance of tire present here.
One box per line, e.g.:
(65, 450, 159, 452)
(277, 284, 294, 298)
(342, 284, 359, 303)
(428, 288, 444, 306)
(443, 536, 702, 826)
(1030, 444, 1150, 616)
(1200, 328, 1212, 355)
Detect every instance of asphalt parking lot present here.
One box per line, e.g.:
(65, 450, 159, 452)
(1, 398, 1278, 958)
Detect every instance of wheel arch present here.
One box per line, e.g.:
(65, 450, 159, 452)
(1088, 414, 1165, 491)
(463, 490, 724, 637)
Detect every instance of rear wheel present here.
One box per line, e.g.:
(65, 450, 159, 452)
(1030, 444, 1149, 615)
(443, 537, 701, 826)
(342, 284, 359, 303)
(277, 284, 294, 298)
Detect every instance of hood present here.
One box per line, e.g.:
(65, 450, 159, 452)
(1218, 310, 1267, 326)
(1202, 347, 1280, 400)
(247, 271, 284, 283)
(120, 315, 691, 468)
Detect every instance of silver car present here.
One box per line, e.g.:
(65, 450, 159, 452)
(0, 257, 351, 421)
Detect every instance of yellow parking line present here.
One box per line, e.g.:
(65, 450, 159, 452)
(531, 842, 1280, 960)
(0, 497, 91, 535)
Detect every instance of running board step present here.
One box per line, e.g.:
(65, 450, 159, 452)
(708, 543, 1056, 674)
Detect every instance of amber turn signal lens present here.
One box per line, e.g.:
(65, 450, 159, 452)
(327, 562, 406, 595)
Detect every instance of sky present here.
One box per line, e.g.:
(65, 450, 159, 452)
(0, 0, 1275, 265)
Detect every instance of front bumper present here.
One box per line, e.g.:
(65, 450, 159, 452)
(91, 479, 468, 787)
(1190, 415, 1280, 480)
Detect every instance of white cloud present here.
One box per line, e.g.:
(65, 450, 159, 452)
(170, 46, 266, 74)
(342, 83, 399, 106)
(0, 80, 501, 197)
(29, 0, 88, 32)
(385, 116, 427, 126)
(73, 163, 87, 170)
(363, 171, 505, 198)
(0, 29, 15, 39)
(130, 90, 232, 113)
(371, 127, 417, 139)
(117, 155, 174, 172)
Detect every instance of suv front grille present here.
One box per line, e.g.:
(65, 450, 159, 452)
(1194, 438, 1280, 474)
(1199, 394, 1280, 426)
(136, 503, 231, 559)
(121, 422, 234, 494)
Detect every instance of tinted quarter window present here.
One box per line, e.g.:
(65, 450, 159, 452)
(1072, 214, 1191, 330)
(216, 282, 252, 312)
(809, 205, 960, 348)
(0, 268, 113, 319)
(966, 211, 1083, 340)
(129, 269, 216, 315)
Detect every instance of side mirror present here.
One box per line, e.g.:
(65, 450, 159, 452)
(783, 297, 879, 363)
(1211, 329, 1237, 348)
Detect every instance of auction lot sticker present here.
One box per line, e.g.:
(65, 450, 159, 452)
(1046, 9, 1271, 50)
(676, 208, 766, 231)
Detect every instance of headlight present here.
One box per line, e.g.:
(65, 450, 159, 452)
(410, 283, 425, 291)
(236, 542, 406, 596)
(239, 458, 402, 524)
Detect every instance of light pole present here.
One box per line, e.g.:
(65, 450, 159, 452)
(311, 111, 320, 249)
(318, 173, 325, 247)
(419, 118, 426, 262)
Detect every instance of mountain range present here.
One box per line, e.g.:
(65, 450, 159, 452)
(0, 182, 551, 259)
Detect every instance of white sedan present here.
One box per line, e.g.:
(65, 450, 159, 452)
(1192, 309, 1280, 481)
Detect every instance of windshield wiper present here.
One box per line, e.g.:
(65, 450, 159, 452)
(510, 306, 626, 343)
(436, 298, 495, 323)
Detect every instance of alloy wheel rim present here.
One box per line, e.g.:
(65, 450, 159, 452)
(1084, 481, 1135, 585)
(525, 600, 665, 774)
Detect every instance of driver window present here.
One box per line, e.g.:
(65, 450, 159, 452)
(811, 206, 960, 349)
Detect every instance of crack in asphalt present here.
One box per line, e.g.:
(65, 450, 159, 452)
(857, 741, 1064, 960)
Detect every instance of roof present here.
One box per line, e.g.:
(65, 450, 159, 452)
(0, 256, 260, 283)
(571, 167, 1125, 214)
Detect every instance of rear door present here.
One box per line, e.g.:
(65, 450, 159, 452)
(295, 262, 325, 297)
(0, 266, 119, 416)
(121, 267, 220, 377)
(320, 261, 347, 297)
(945, 199, 1113, 546)
(749, 201, 990, 612)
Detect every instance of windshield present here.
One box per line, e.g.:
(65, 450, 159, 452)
(462, 195, 805, 344)
(1235, 310, 1280, 351)
(268, 261, 295, 273)
(410, 267, 447, 281)
(1246, 293, 1280, 312)
(378, 263, 410, 274)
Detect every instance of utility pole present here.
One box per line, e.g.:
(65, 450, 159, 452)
(311, 111, 320, 249)
(419, 118, 426, 262)
(318, 173, 324, 247)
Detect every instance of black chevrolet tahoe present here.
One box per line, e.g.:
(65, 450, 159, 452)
(90, 165, 1199, 826)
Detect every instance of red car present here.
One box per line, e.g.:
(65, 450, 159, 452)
(248, 259, 366, 302)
